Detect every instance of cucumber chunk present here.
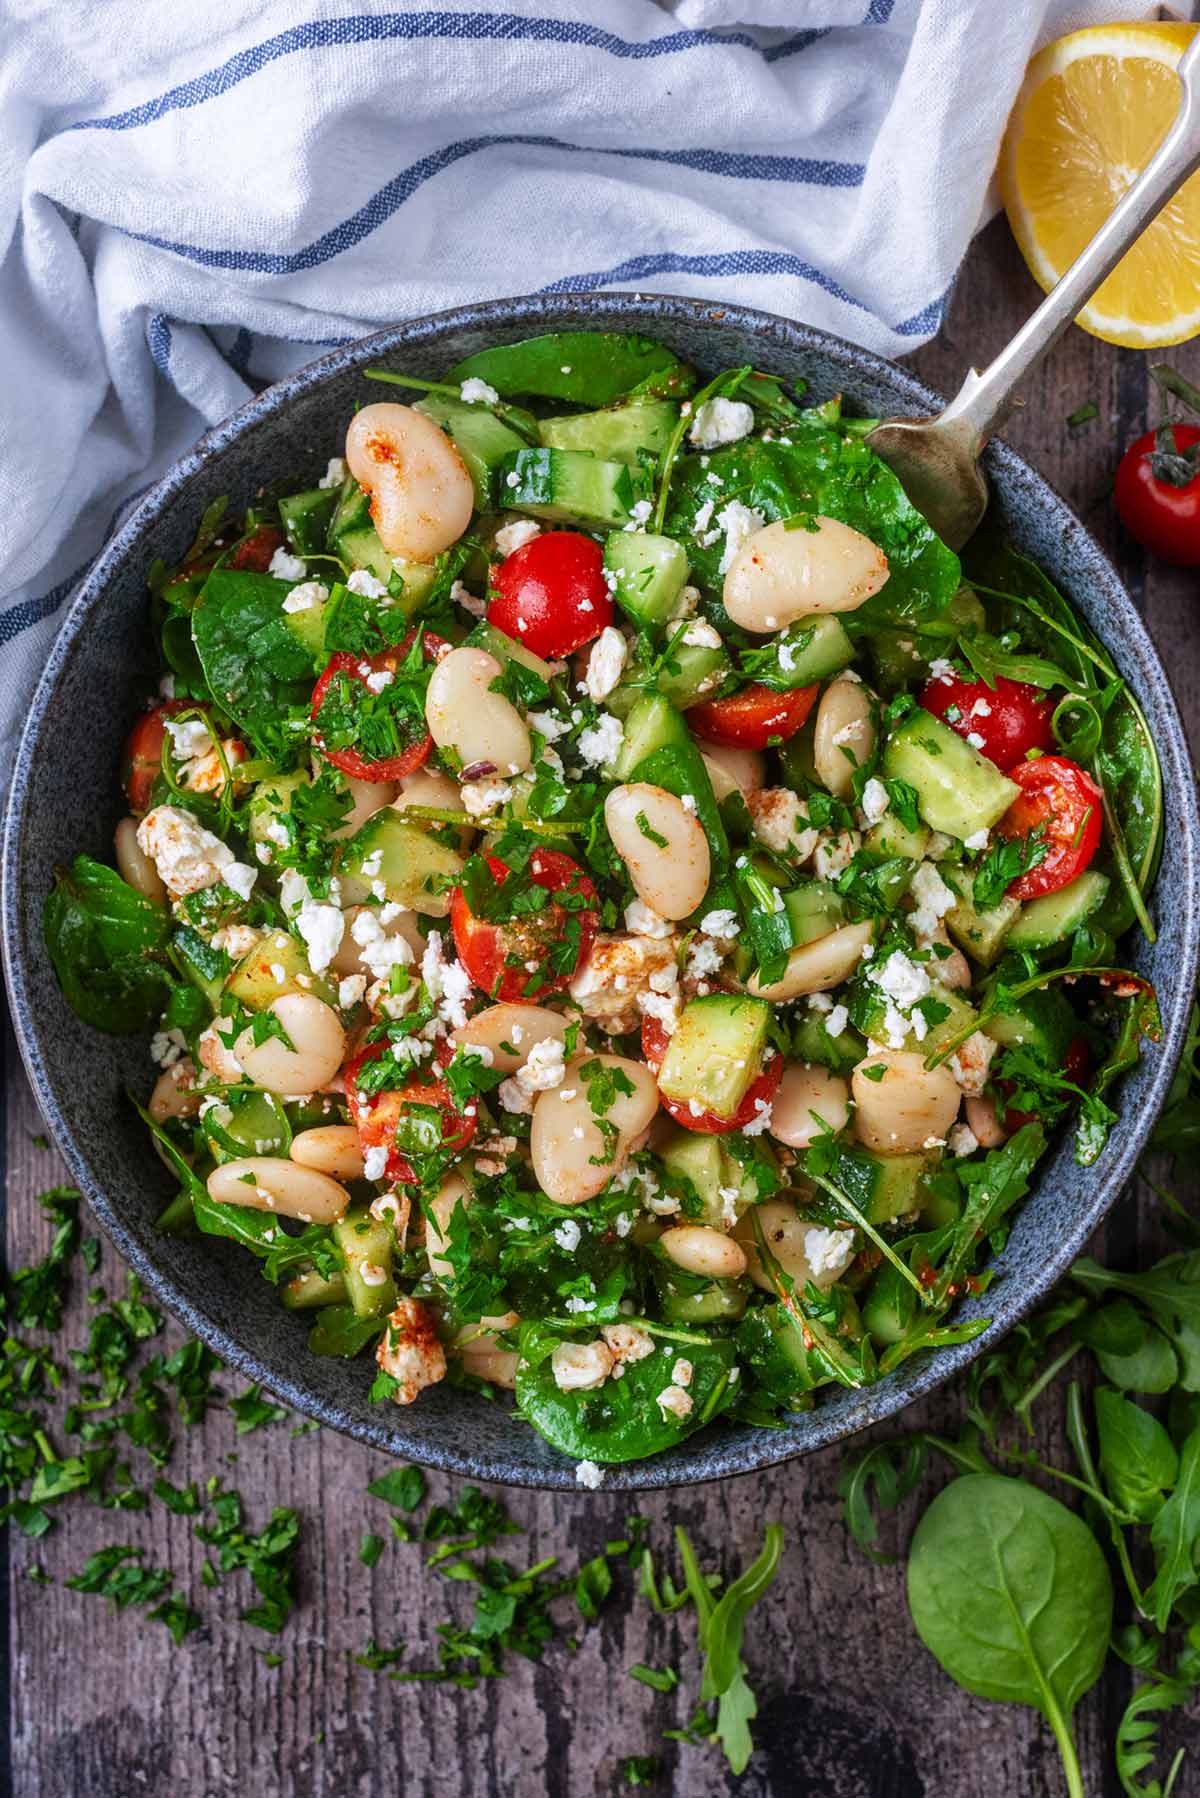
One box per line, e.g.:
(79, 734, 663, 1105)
(791, 1010, 867, 1074)
(414, 395, 527, 509)
(172, 925, 227, 1011)
(248, 769, 311, 854)
(340, 812, 464, 916)
(334, 1205, 397, 1319)
(283, 1268, 349, 1311)
(750, 615, 855, 691)
(882, 711, 1019, 841)
(225, 928, 337, 1011)
(846, 977, 978, 1058)
(656, 995, 772, 1120)
(832, 1143, 929, 1225)
(658, 1127, 768, 1227)
(941, 868, 1021, 967)
(614, 694, 691, 779)
(333, 525, 393, 584)
(327, 476, 371, 542)
(653, 1263, 749, 1324)
(540, 400, 678, 466)
(603, 532, 689, 629)
(465, 621, 556, 688)
(863, 813, 931, 861)
(497, 447, 640, 529)
(783, 880, 846, 946)
(609, 639, 728, 717)
(981, 982, 1076, 1063)
(1006, 870, 1110, 951)
(280, 487, 338, 558)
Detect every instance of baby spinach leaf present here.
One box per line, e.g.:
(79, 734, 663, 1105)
(447, 331, 693, 406)
(44, 856, 171, 1032)
(1144, 1422, 1200, 1630)
(666, 427, 961, 624)
(907, 1474, 1112, 1797)
(1077, 1302, 1179, 1395)
(1095, 1389, 1179, 1522)
(515, 1334, 737, 1463)
(192, 569, 318, 755)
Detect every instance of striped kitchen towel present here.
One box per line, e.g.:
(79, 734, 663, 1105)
(0, 0, 1151, 760)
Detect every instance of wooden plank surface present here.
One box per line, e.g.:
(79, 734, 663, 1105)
(6, 216, 1200, 1798)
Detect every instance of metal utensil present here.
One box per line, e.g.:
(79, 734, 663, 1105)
(868, 34, 1200, 549)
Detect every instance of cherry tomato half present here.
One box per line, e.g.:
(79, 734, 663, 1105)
(227, 524, 285, 572)
(488, 532, 612, 659)
(686, 682, 818, 751)
(995, 755, 1103, 900)
(310, 631, 445, 784)
(1114, 424, 1200, 567)
(345, 1040, 477, 1185)
(450, 849, 598, 1003)
(997, 1036, 1091, 1134)
(121, 701, 184, 813)
(640, 1013, 783, 1135)
(919, 670, 1054, 769)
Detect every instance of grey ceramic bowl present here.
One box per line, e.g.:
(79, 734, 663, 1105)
(4, 294, 1197, 1490)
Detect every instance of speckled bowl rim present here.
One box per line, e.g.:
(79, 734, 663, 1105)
(5, 292, 1197, 1490)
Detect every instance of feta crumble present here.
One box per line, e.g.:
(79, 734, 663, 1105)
(576, 712, 624, 770)
(688, 396, 754, 450)
(804, 1225, 855, 1282)
(716, 501, 765, 574)
(493, 518, 541, 557)
(268, 546, 307, 582)
(459, 376, 500, 405)
(347, 568, 388, 599)
(282, 580, 329, 615)
(574, 1459, 604, 1490)
(860, 777, 890, 826)
(584, 627, 628, 702)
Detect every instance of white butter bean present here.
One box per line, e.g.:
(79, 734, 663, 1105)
(207, 1156, 350, 1224)
(769, 1064, 851, 1150)
(345, 402, 474, 562)
(852, 1049, 961, 1154)
(330, 774, 397, 840)
(734, 1198, 850, 1294)
(723, 516, 890, 633)
(115, 816, 166, 902)
(149, 1059, 201, 1123)
(659, 1224, 747, 1280)
(965, 1093, 1007, 1149)
(393, 766, 475, 850)
(235, 992, 346, 1096)
(425, 647, 531, 775)
(699, 743, 765, 802)
(425, 1171, 475, 1281)
(812, 679, 876, 799)
(289, 1124, 365, 1181)
(747, 920, 874, 1001)
(455, 1312, 521, 1388)
(452, 1004, 569, 1074)
(604, 783, 710, 921)
(530, 1053, 659, 1206)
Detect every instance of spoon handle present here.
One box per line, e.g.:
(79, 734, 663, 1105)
(940, 35, 1200, 449)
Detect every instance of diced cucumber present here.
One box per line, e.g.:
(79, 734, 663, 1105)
(846, 978, 978, 1058)
(340, 810, 464, 915)
(659, 1131, 728, 1227)
(540, 400, 677, 466)
(202, 1090, 291, 1165)
(497, 447, 641, 529)
(172, 925, 227, 1011)
(279, 594, 328, 660)
(657, 995, 772, 1120)
(447, 332, 690, 405)
(248, 769, 310, 854)
(832, 1143, 929, 1225)
(981, 983, 1077, 1064)
(283, 1268, 349, 1310)
(941, 868, 1021, 968)
(777, 715, 819, 788)
(783, 880, 846, 945)
(334, 1205, 397, 1319)
(603, 531, 689, 629)
(225, 927, 336, 1010)
(653, 1263, 749, 1323)
(280, 487, 338, 558)
(864, 813, 931, 861)
(883, 712, 1019, 841)
(614, 694, 691, 779)
(609, 640, 728, 718)
(1005, 870, 1110, 951)
(333, 527, 443, 618)
(327, 476, 370, 542)
(791, 1011, 867, 1074)
(465, 621, 556, 687)
(414, 395, 527, 509)
(752, 615, 855, 691)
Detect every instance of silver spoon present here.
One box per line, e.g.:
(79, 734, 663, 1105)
(868, 33, 1200, 550)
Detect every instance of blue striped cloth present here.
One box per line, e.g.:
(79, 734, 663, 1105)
(0, 0, 1139, 760)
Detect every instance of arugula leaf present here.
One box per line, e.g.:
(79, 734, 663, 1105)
(1144, 1423, 1200, 1629)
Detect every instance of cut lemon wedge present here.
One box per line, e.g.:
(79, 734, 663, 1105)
(999, 21, 1200, 347)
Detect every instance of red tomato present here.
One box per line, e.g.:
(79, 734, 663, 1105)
(228, 524, 285, 572)
(686, 682, 817, 751)
(998, 1036, 1091, 1133)
(488, 532, 612, 659)
(310, 631, 445, 783)
(1114, 424, 1200, 566)
(919, 670, 1054, 768)
(450, 849, 598, 1003)
(121, 701, 184, 813)
(345, 1041, 477, 1185)
(640, 1013, 783, 1134)
(994, 755, 1103, 900)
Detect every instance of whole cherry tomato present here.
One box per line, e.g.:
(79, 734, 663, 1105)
(919, 670, 1054, 769)
(488, 531, 612, 659)
(1114, 423, 1200, 566)
(995, 755, 1103, 900)
(310, 630, 445, 783)
(686, 682, 817, 751)
(121, 701, 184, 813)
(640, 1013, 782, 1134)
(345, 1040, 477, 1185)
(450, 848, 598, 1002)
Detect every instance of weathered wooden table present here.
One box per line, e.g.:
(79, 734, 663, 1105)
(5, 218, 1199, 1798)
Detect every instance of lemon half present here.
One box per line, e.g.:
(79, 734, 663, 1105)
(999, 22, 1200, 347)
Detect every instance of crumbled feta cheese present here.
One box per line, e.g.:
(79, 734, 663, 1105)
(317, 456, 346, 489)
(282, 580, 329, 615)
(515, 1036, 567, 1097)
(136, 806, 237, 898)
(693, 497, 718, 544)
(363, 1144, 389, 1182)
(210, 923, 261, 958)
(743, 1098, 774, 1138)
(860, 777, 891, 826)
(909, 860, 958, 941)
(576, 713, 624, 770)
(294, 899, 345, 973)
(574, 1459, 604, 1489)
(528, 708, 569, 743)
(165, 717, 213, 762)
(602, 1323, 655, 1366)
(700, 908, 739, 939)
(964, 827, 990, 853)
(347, 568, 388, 599)
(671, 584, 700, 620)
(570, 932, 677, 1035)
(966, 732, 986, 751)
(624, 498, 653, 532)
(970, 698, 992, 719)
(419, 930, 472, 1031)
(364, 669, 394, 694)
(553, 1219, 582, 1253)
(804, 1225, 855, 1282)
(624, 899, 672, 939)
(689, 396, 754, 450)
(869, 948, 931, 1011)
(351, 907, 415, 982)
(686, 936, 724, 980)
(551, 1340, 613, 1392)
(268, 546, 307, 582)
(682, 619, 723, 651)
(497, 1077, 532, 1115)
(338, 974, 367, 1008)
(493, 518, 541, 557)
(584, 627, 627, 703)
(671, 1358, 694, 1388)
(460, 376, 500, 406)
(747, 788, 819, 861)
(825, 1003, 849, 1039)
(716, 501, 765, 574)
(656, 1383, 694, 1420)
(450, 579, 486, 618)
(927, 658, 956, 684)
(814, 829, 860, 881)
(150, 1027, 187, 1068)
(947, 1123, 979, 1158)
(950, 1031, 998, 1097)
(460, 777, 513, 819)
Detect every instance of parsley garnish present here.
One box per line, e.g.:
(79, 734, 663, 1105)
(972, 829, 1048, 910)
